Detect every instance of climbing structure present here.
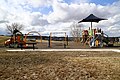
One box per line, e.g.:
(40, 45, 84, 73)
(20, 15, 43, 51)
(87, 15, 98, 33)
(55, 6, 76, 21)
(81, 27, 109, 48)
(4, 29, 25, 48)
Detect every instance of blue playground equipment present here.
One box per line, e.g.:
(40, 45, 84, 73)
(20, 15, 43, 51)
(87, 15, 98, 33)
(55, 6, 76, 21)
(82, 28, 110, 48)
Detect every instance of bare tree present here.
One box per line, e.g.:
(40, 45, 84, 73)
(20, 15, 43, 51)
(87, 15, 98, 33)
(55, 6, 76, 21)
(6, 23, 24, 35)
(70, 22, 84, 42)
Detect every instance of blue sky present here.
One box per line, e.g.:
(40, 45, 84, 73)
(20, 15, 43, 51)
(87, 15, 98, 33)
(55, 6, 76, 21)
(90, 0, 117, 5)
(39, 6, 53, 14)
(63, 0, 116, 5)
(0, 0, 120, 36)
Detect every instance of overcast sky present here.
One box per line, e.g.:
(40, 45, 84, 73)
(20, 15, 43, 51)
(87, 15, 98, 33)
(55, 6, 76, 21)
(0, 0, 120, 37)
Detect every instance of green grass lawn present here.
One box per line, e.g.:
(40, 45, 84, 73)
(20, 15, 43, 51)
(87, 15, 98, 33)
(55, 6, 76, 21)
(0, 50, 120, 80)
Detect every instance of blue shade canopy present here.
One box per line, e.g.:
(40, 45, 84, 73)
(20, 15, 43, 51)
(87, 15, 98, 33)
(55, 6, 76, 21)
(78, 14, 107, 29)
(78, 14, 106, 23)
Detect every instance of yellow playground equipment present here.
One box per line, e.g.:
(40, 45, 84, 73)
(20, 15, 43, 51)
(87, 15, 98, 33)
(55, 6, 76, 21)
(81, 27, 109, 48)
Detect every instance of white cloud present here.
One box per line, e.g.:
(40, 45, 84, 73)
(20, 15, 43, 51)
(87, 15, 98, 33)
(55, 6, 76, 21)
(26, 0, 48, 8)
(30, 12, 49, 26)
(48, 2, 110, 23)
(73, 0, 90, 4)
(0, 0, 120, 37)
(47, 0, 120, 36)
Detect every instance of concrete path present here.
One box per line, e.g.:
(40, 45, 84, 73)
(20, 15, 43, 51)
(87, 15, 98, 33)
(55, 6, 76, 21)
(7, 49, 120, 53)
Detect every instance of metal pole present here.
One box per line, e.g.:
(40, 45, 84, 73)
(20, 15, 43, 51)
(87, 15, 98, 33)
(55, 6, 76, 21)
(67, 35, 68, 46)
(91, 22, 92, 30)
(50, 33, 52, 48)
(40, 36, 42, 43)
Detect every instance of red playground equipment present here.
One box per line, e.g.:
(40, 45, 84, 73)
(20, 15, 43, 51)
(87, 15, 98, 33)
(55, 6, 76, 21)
(4, 29, 41, 49)
(81, 27, 109, 48)
(4, 29, 25, 48)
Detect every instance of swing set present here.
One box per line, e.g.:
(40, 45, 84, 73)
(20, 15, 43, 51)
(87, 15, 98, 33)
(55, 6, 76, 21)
(48, 32, 68, 48)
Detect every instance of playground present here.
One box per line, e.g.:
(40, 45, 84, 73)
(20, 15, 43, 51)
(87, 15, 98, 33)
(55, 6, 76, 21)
(3, 29, 120, 49)
(1, 27, 119, 79)
(1, 28, 119, 79)
(0, 23, 120, 80)
(3, 14, 120, 50)
(1, 23, 120, 79)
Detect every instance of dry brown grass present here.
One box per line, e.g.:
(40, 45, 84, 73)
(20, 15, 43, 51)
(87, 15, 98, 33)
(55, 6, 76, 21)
(0, 50, 120, 80)
(0, 36, 10, 46)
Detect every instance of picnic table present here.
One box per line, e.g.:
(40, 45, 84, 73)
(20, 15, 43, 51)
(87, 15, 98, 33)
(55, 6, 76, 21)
(19, 42, 37, 50)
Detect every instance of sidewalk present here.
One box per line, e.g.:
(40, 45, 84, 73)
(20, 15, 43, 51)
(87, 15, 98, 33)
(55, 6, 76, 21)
(7, 49, 120, 53)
